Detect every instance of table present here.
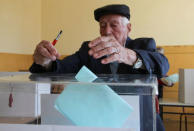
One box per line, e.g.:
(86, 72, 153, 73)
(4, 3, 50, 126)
(0, 117, 36, 124)
(159, 98, 194, 131)
(0, 124, 133, 131)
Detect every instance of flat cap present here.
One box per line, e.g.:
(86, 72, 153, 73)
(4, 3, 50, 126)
(94, 4, 130, 21)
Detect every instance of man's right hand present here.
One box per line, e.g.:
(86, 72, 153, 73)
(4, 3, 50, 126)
(33, 40, 60, 68)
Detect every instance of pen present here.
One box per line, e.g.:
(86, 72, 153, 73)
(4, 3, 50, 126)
(52, 30, 63, 46)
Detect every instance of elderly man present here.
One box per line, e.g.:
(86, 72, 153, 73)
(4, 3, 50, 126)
(30, 4, 168, 131)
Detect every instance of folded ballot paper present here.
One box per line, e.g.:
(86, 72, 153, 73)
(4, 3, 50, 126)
(54, 66, 133, 128)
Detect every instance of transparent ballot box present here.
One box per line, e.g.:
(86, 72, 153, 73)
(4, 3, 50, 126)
(0, 73, 158, 131)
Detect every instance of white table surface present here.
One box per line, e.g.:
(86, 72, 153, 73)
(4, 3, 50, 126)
(159, 98, 194, 107)
(0, 124, 135, 131)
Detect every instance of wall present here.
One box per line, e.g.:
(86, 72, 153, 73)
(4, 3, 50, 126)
(0, 53, 33, 71)
(0, 54, 66, 71)
(163, 45, 194, 100)
(0, 0, 194, 55)
(0, 0, 41, 54)
(161, 45, 194, 121)
(0, 0, 193, 75)
(42, 0, 194, 55)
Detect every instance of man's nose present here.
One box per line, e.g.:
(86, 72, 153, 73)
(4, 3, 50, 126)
(104, 25, 112, 36)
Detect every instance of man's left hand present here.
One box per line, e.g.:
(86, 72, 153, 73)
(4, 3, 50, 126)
(88, 36, 137, 65)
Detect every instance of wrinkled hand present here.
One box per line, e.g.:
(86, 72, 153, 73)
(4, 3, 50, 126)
(33, 40, 60, 67)
(88, 36, 137, 65)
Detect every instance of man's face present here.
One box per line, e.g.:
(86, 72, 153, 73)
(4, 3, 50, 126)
(99, 14, 131, 46)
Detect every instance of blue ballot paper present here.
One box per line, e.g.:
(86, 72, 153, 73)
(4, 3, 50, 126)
(165, 73, 179, 83)
(75, 65, 97, 82)
(54, 66, 133, 128)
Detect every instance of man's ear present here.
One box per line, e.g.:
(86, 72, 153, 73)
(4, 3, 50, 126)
(127, 23, 131, 33)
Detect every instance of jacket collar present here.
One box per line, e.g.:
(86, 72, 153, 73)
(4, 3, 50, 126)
(124, 37, 131, 47)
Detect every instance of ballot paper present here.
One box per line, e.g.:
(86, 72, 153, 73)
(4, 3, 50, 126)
(165, 73, 179, 83)
(54, 66, 133, 128)
(75, 66, 97, 82)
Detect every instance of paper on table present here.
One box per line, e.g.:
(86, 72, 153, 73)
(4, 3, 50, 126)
(54, 66, 133, 128)
(166, 73, 179, 83)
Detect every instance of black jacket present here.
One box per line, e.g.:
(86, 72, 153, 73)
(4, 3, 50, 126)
(30, 37, 169, 78)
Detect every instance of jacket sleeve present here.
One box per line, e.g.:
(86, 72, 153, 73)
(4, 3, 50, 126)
(29, 42, 90, 73)
(133, 38, 169, 78)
